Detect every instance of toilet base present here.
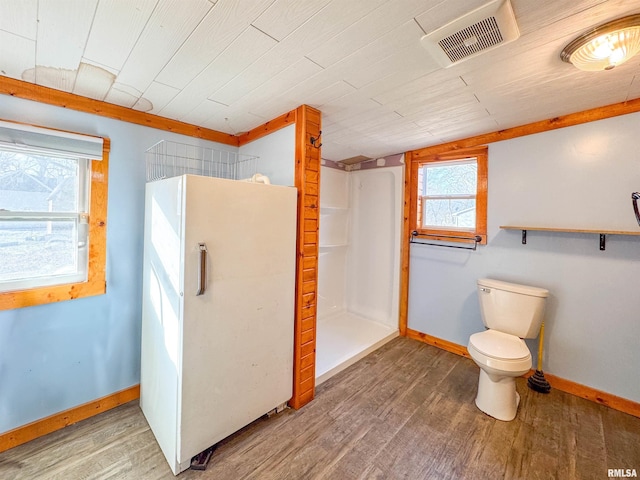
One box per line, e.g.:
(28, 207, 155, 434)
(474, 369, 521, 421)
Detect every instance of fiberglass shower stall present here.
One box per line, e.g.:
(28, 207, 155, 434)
(316, 161, 403, 383)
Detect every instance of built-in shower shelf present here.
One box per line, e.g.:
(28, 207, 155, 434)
(500, 225, 640, 251)
(319, 243, 348, 248)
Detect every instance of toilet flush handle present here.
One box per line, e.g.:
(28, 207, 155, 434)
(479, 287, 491, 293)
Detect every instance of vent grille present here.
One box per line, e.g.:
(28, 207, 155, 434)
(438, 16, 503, 63)
(420, 0, 519, 67)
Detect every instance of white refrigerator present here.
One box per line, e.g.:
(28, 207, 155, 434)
(140, 174, 297, 475)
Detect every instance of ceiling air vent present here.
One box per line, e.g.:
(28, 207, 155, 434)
(420, 0, 519, 67)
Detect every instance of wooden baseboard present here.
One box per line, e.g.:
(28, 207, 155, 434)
(0, 384, 140, 453)
(406, 328, 471, 359)
(405, 328, 640, 419)
(526, 371, 640, 418)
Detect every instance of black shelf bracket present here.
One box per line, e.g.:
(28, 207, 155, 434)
(516, 228, 609, 250)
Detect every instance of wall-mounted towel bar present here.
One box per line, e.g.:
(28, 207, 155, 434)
(410, 231, 482, 250)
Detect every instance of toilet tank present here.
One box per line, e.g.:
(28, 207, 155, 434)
(477, 278, 549, 338)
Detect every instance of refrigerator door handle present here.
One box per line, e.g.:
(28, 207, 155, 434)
(196, 243, 207, 296)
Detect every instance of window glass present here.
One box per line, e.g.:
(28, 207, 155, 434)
(0, 150, 89, 292)
(421, 159, 477, 229)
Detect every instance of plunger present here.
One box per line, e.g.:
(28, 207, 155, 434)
(527, 322, 551, 393)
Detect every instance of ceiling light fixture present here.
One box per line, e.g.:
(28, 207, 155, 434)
(561, 15, 640, 71)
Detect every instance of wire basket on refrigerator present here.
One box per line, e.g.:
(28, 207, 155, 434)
(145, 140, 258, 182)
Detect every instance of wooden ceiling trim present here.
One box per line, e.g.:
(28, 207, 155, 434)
(0, 76, 239, 147)
(408, 96, 640, 160)
(237, 109, 297, 146)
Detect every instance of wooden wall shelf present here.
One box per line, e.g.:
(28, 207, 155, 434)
(500, 225, 640, 251)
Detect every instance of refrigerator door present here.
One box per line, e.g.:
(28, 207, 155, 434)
(177, 175, 297, 469)
(140, 175, 185, 474)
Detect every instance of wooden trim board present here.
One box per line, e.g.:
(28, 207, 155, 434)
(406, 328, 471, 359)
(290, 105, 321, 410)
(531, 371, 640, 418)
(0, 76, 238, 146)
(237, 110, 296, 146)
(406, 328, 640, 419)
(0, 384, 140, 453)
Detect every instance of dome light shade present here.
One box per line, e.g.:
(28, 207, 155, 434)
(561, 15, 640, 71)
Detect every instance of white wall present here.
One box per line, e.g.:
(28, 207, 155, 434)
(0, 94, 238, 433)
(238, 125, 295, 186)
(318, 164, 403, 329)
(408, 111, 640, 403)
(347, 166, 403, 328)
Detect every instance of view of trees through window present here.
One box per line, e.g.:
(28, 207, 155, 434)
(421, 159, 477, 229)
(0, 150, 87, 288)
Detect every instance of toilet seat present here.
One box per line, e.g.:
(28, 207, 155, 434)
(468, 330, 531, 375)
(469, 330, 530, 360)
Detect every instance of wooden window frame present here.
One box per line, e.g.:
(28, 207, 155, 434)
(411, 146, 487, 244)
(0, 136, 109, 310)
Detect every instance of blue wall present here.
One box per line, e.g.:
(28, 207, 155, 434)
(0, 94, 236, 433)
(408, 111, 640, 403)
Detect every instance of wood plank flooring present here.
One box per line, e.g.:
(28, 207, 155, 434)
(1, 337, 639, 479)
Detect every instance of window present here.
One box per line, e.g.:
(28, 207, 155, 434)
(0, 120, 108, 310)
(413, 146, 487, 244)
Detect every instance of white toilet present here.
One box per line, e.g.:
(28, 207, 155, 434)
(468, 278, 549, 421)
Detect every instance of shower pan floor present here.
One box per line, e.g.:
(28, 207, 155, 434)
(316, 311, 398, 385)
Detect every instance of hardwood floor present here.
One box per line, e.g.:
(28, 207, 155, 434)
(1, 337, 639, 479)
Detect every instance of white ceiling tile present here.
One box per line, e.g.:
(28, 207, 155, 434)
(208, 0, 389, 106)
(306, 0, 440, 68)
(304, 19, 433, 101)
(155, 0, 274, 90)
(431, 117, 499, 143)
(105, 83, 141, 108)
(342, 40, 438, 90)
(210, 56, 323, 110)
(83, 0, 158, 72)
(248, 79, 355, 119)
(116, 0, 213, 93)
(160, 25, 277, 120)
(80, 57, 120, 76)
(140, 81, 180, 114)
(36, 0, 98, 69)
(181, 99, 229, 126)
(73, 62, 116, 100)
(513, 0, 608, 35)
(0, 0, 37, 39)
(32, 65, 77, 92)
(397, 91, 479, 118)
(373, 73, 467, 109)
(252, 0, 332, 41)
(319, 93, 382, 120)
(626, 72, 640, 102)
(0, 31, 35, 79)
(201, 110, 266, 134)
(305, 81, 358, 107)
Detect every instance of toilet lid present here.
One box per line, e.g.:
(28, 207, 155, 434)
(469, 330, 530, 360)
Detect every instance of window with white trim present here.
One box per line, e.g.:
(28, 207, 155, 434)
(0, 120, 108, 309)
